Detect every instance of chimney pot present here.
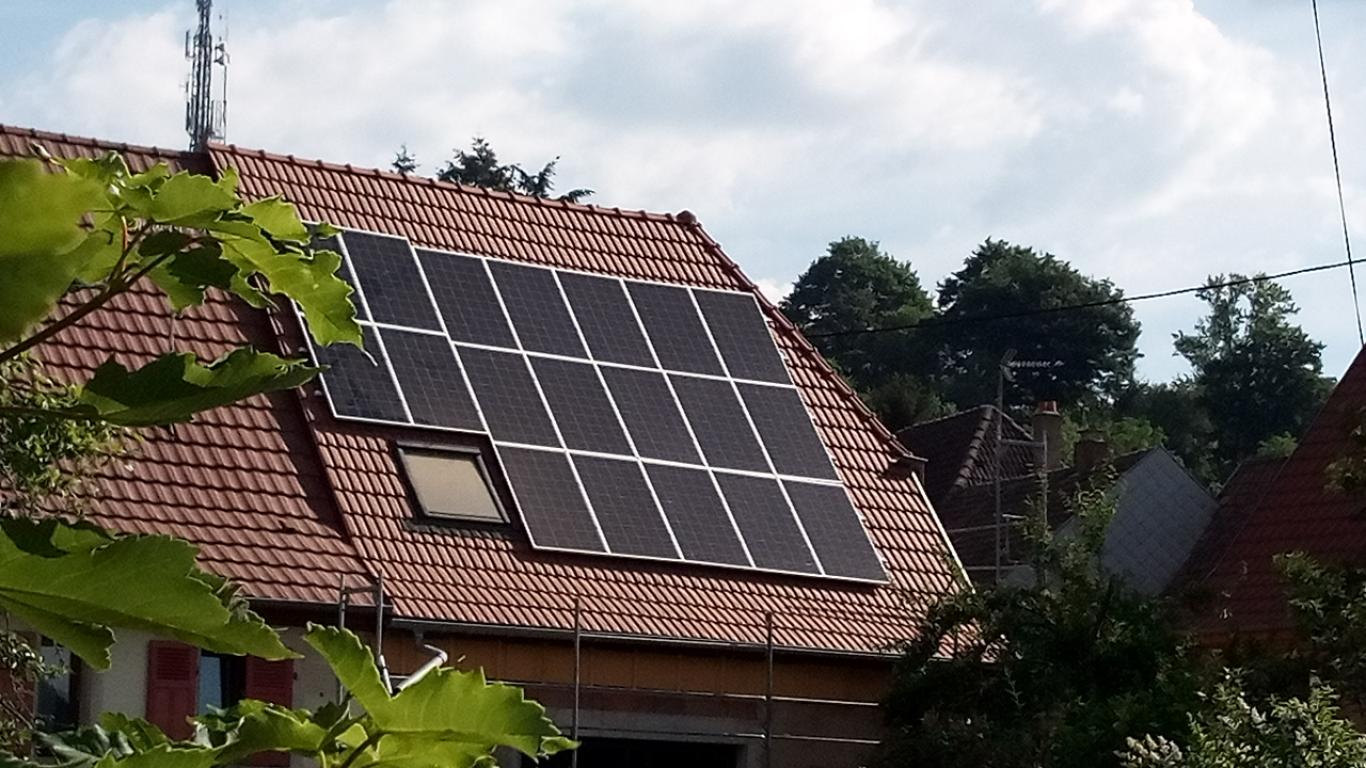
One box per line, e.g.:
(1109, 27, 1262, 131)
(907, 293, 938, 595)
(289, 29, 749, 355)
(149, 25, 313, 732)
(1074, 429, 1111, 473)
(1031, 401, 1064, 471)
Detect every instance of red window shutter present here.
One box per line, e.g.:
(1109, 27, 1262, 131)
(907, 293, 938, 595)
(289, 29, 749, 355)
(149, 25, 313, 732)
(145, 641, 199, 740)
(244, 657, 294, 767)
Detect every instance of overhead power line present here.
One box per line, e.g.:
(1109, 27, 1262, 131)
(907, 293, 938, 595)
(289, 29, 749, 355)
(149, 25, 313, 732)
(1311, 0, 1364, 345)
(806, 258, 1355, 339)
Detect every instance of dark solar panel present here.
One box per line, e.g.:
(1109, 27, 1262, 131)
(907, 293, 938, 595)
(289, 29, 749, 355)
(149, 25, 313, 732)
(340, 231, 440, 330)
(669, 375, 768, 472)
(499, 448, 604, 552)
(573, 456, 678, 559)
(416, 249, 516, 348)
(694, 290, 789, 383)
(530, 358, 630, 454)
(307, 227, 884, 583)
(487, 262, 585, 356)
(784, 481, 884, 580)
(458, 347, 559, 446)
(312, 326, 408, 423)
(626, 282, 723, 375)
(381, 329, 482, 431)
(314, 234, 368, 322)
(558, 272, 655, 367)
(738, 384, 838, 480)
(645, 465, 748, 566)
(599, 367, 700, 464)
(714, 473, 818, 574)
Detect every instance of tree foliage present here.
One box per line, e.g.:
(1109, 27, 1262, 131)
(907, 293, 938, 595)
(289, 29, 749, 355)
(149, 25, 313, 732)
(938, 239, 1140, 407)
(877, 470, 1200, 768)
(1175, 276, 1328, 480)
(429, 138, 593, 203)
(1121, 677, 1366, 768)
(781, 237, 946, 428)
(1275, 552, 1366, 704)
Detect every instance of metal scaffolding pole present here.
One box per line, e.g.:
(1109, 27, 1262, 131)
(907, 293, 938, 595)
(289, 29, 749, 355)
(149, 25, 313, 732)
(571, 598, 582, 768)
(764, 611, 775, 768)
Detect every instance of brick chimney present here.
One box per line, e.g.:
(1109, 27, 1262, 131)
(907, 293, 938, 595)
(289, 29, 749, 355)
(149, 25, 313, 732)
(1031, 401, 1063, 471)
(1074, 429, 1111, 473)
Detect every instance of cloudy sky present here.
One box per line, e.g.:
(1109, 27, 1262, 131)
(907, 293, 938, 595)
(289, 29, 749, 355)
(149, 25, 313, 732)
(3, 0, 1365, 382)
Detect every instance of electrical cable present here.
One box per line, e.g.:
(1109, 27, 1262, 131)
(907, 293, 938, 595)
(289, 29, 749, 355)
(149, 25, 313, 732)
(1311, 0, 1364, 345)
(806, 258, 1355, 339)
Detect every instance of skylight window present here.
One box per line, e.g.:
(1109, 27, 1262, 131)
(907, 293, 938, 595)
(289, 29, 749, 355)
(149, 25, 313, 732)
(398, 447, 506, 523)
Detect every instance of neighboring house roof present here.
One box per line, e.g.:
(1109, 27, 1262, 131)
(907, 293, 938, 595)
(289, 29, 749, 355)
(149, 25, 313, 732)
(934, 449, 1150, 573)
(1173, 455, 1285, 597)
(2, 123, 962, 654)
(896, 405, 1035, 503)
(1181, 348, 1366, 637)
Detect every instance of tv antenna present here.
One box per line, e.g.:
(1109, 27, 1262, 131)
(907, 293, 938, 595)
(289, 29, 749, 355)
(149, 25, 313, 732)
(184, 0, 228, 151)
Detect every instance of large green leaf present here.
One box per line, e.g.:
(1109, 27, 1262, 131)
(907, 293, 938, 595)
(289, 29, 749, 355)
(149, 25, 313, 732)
(353, 733, 490, 768)
(0, 518, 294, 669)
(220, 237, 359, 347)
(303, 625, 570, 760)
(135, 172, 238, 226)
(371, 668, 569, 756)
(91, 746, 218, 768)
(0, 159, 106, 342)
(241, 198, 310, 244)
(303, 625, 391, 710)
(208, 702, 331, 764)
(145, 241, 239, 311)
(76, 348, 318, 426)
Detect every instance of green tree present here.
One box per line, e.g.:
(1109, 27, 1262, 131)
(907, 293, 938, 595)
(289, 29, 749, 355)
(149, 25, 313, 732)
(1174, 276, 1329, 480)
(0, 152, 571, 766)
(391, 144, 418, 174)
(938, 239, 1140, 408)
(1121, 677, 1366, 768)
(782, 237, 947, 428)
(1114, 381, 1216, 484)
(435, 138, 593, 203)
(876, 471, 1201, 768)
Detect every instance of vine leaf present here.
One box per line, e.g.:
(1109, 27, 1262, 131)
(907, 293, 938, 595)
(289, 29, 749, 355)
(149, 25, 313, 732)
(0, 518, 294, 669)
(76, 349, 319, 426)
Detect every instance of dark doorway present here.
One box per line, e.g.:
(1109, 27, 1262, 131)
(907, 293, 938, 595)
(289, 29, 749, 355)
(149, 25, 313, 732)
(528, 737, 740, 767)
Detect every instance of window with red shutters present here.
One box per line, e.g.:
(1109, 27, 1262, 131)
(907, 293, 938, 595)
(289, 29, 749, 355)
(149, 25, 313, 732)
(244, 657, 294, 767)
(145, 641, 199, 740)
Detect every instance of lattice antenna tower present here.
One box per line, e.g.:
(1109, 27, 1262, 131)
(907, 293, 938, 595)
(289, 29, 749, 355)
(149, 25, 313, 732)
(185, 0, 228, 151)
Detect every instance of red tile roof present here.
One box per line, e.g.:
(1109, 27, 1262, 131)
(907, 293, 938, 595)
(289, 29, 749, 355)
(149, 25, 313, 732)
(0, 123, 961, 654)
(1181, 348, 1366, 637)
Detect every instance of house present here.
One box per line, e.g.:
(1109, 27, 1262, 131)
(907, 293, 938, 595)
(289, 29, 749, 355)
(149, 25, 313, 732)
(1178, 348, 1366, 643)
(898, 403, 1216, 594)
(0, 123, 966, 768)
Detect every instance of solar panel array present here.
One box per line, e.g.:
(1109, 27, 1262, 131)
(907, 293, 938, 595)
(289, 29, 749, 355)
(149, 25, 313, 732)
(307, 229, 886, 582)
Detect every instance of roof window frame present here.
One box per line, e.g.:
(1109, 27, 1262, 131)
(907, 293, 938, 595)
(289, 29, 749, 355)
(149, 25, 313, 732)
(394, 442, 510, 525)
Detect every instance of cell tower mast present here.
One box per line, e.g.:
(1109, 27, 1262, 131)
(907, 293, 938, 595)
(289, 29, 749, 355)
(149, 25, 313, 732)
(185, 0, 227, 151)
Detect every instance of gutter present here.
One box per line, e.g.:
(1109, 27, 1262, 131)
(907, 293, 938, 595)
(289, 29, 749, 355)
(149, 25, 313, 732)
(389, 616, 897, 662)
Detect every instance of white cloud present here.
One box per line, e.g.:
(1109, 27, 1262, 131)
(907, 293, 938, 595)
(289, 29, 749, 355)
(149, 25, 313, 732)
(752, 277, 794, 305)
(6, 0, 1366, 382)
